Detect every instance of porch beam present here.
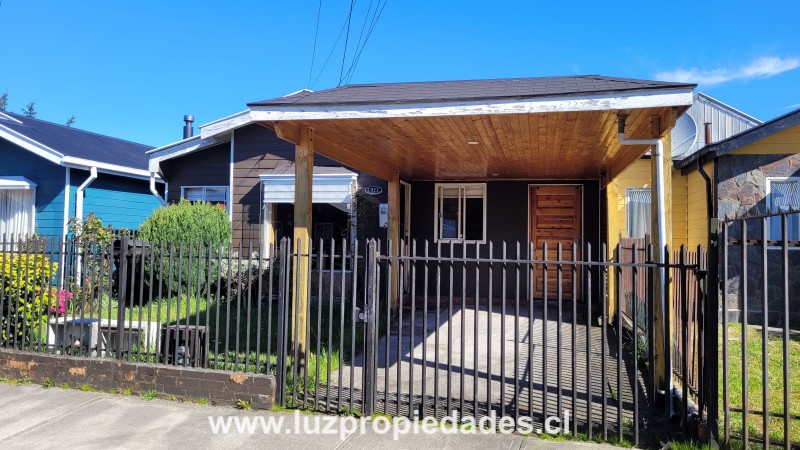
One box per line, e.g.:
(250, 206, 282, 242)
(292, 125, 314, 372)
(649, 112, 675, 392)
(273, 121, 302, 145)
(314, 135, 395, 182)
(266, 120, 396, 182)
(387, 170, 400, 308)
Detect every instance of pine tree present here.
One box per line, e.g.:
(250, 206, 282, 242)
(0, 92, 8, 111)
(21, 101, 36, 118)
(65, 115, 77, 127)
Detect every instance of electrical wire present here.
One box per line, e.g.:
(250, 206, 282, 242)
(307, 0, 323, 89)
(342, 0, 389, 84)
(338, 0, 357, 86)
(310, 2, 357, 89)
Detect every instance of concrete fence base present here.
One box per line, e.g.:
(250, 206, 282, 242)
(0, 349, 275, 409)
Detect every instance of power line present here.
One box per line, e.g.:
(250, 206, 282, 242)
(310, 12, 351, 89)
(343, 0, 387, 83)
(338, 0, 356, 86)
(307, 0, 323, 89)
(343, 0, 389, 84)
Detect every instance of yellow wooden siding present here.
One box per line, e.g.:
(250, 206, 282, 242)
(605, 158, 651, 321)
(729, 123, 800, 155)
(609, 159, 652, 245)
(671, 169, 688, 249)
(686, 161, 714, 249)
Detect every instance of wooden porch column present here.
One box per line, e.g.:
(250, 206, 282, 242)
(650, 114, 674, 391)
(293, 126, 314, 370)
(387, 170, 400, 308)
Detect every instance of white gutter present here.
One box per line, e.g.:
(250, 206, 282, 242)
(150, 172, 167, 206)
(75, 167, 98, 222)
(616, 117, 667, 261)
(74, 166, 97, 285)
(617, 115, 670, 398)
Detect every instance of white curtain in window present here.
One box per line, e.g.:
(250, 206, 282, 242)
(626, 188, 651, 239)
(0, 189, 35, 238)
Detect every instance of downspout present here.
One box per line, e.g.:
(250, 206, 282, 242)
(75, 167, 98, 223)
(617, 116, 670, 396)
(699, 123, 715, 220)
(75, 167, 97, 285)
(150, 172, 167, 206)
(617, 117, 668, 257)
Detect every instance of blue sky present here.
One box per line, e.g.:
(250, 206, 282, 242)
(1, 0, 799, 146)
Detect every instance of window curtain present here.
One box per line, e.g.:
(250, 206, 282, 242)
(0, 189, 35, 238)
(769, 180, 799, 239)
(626, 188, 651, 239)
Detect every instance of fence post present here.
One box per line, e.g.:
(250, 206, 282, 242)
(705, 218, 722, 444)
(363, 239, 379, 416)
(116, 235, 129, 360)
(275, 238, 289, 406)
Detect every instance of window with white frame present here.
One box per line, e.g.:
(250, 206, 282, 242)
(434, 183, 486, 243)
(625, 188, 651, 239)
(767, 178, 799, 241)
(182, 186, 228, 210)
(0, 178, 36, 238)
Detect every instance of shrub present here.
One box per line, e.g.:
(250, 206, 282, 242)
(67, 213, 115, 315)
(0, 252, 57, 346)
(138, 199, 231, 246)
(216, 251, 273, 302)
(138, 200, 231, 298)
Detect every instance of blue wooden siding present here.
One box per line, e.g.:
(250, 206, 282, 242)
(0, 141, 67, 237)
(72, 170, 160, 230)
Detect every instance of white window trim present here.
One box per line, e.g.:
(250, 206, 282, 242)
(433, 183, 487, 244)
(766, 177, 800, 248)
(181, 186, 230, 215)
(0, 186, 37, 239)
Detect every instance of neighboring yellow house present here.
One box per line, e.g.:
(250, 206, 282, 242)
(608, 93, 760, 251)
(606, 93, 760, 315)
(675, 108, 800, 328)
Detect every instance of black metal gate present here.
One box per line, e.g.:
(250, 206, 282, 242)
(719, 210, 799, 449)
(271, 236, 710, 446)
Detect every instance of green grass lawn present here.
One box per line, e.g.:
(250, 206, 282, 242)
(720, 324, 800, 448)
(41, 293, 363, 402)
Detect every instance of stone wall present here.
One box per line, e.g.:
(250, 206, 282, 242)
(0, 349, 275, 409)
(716, 153, 800, 328)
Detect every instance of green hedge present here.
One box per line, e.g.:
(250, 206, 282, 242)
(137, 200, 231, 299)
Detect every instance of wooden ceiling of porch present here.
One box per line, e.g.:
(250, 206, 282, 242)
(266, 106, 674, 181)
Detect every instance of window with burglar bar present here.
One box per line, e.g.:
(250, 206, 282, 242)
(767, 178, 799, 241)
(182, 186, 228, 212)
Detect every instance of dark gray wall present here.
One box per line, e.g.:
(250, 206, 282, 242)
(406, 180, 601, 302)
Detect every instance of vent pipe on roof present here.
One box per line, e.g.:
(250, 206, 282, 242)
(704, 122, 712, 146)
(183, 115, 194, 139)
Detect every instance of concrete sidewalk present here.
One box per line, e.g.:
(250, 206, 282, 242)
(0, 383, 617, 449)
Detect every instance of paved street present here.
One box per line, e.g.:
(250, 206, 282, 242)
(0, 382, 617, 449)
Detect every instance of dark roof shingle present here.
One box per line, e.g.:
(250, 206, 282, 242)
(0, 111, 152, 170)
(248, 75, 695, 107)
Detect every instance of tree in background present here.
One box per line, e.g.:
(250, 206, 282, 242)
(65, 115, 77, 127)
(21, 101, 36, 118)
(0, 92, 7, 111)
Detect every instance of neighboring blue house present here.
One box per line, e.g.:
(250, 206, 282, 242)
(0, 111, 164, 240)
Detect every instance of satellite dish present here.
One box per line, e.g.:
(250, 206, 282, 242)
(671, 113, 697, 159)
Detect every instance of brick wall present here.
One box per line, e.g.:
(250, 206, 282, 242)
(0, 349, 275, 409)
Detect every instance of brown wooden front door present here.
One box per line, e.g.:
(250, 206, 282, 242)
(530, 185, 582, 301)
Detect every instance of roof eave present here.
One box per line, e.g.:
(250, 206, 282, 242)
(248, 88, 695, 122)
